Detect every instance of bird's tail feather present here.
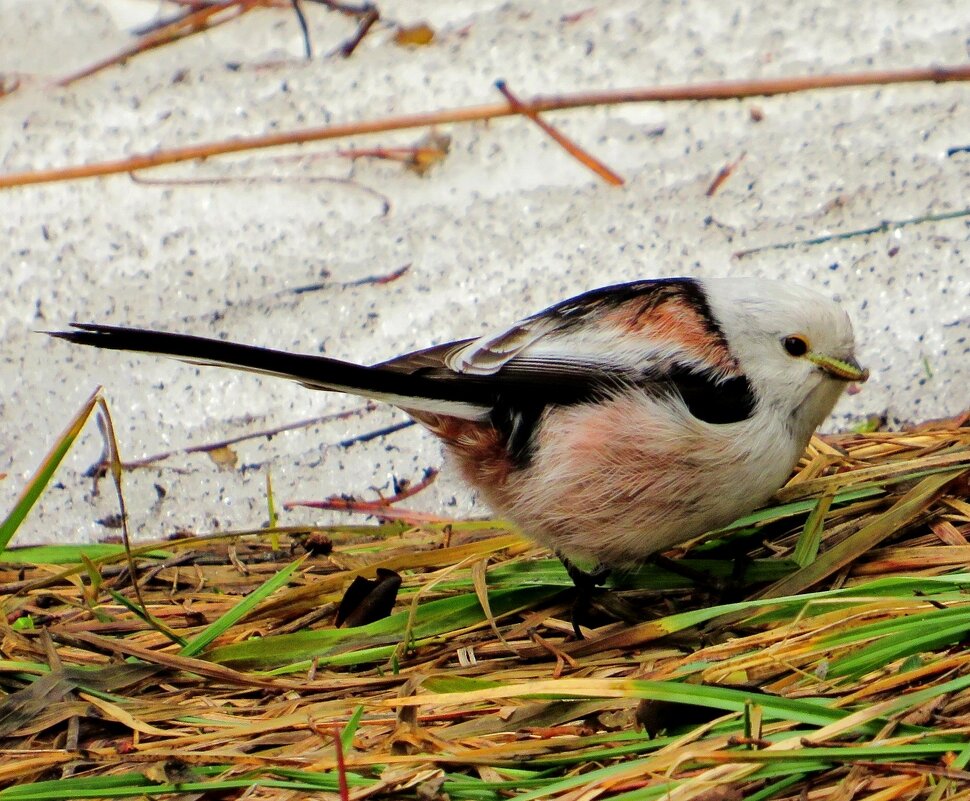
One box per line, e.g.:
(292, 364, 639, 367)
(49, 324, 490, 420)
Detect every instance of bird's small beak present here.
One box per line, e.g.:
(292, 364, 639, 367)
(807, 352, 869, 383)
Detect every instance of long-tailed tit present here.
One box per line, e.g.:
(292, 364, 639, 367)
(51, 277, 867, 577)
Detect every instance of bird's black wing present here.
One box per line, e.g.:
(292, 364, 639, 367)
(50, 279, 755, 437)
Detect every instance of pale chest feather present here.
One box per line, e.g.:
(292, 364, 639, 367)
(483, 392, 805, 565)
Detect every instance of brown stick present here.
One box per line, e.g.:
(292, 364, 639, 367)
(5, 65, 969, 189)
(284, 467, 438, 513)
(55, 0, 263, 87)
(705, 152, 746, 196)
(495, 80, 624, 186)
(330, 5, 379, 58)
(96, 405, 373, 474)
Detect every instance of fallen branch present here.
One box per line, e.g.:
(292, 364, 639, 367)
(495, 79, 624, 185)
(4, 65, 968, 189)
(55, 0, 265, 87)
(285, 467, 438, 515)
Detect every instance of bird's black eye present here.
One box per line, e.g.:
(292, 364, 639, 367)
(783, 335, 810, 357)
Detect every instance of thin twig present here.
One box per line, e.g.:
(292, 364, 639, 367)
(329, 5, 379, 58)
(706, 152, 746, 196)
(290, 0, 312, 58)
(92, 396, 188, 647)
(130, 170, 392, 215)
(496, 79, 624, 185)
(55, 0, 264, 87)
(733, 207, 970, 258)
(332, 725, 350, 801)
(334, 420, 415, 448)
(88, 405, 374, 475)
(284, 467, 438, 513)
(308, 0, 377, 16)
(5, 65, 968, 188)
(288, 262, 410, 294)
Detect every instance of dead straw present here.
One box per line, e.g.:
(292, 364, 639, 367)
(0, 414, 968, 799)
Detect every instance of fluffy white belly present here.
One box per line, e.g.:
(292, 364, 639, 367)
(489, 393, 803, 566)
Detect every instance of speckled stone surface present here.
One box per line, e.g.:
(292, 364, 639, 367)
(1, 0, 967, 545)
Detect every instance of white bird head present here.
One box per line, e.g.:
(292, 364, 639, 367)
(703, 278, 868, 439)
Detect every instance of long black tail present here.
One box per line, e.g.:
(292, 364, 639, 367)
(49, 324, 488, 420)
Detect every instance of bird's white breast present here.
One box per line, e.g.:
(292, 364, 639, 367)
(482, 391, 805, 566)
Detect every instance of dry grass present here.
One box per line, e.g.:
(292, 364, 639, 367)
(1, 414, 968, 800)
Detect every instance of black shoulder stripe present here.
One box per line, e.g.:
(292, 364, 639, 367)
(490, 363, 754, 470)
(663, 369, 755, 424)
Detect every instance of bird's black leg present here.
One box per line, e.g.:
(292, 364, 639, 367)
(556, 551, 611, 639)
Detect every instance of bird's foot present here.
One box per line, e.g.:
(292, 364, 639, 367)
(556, 552, 611, 640)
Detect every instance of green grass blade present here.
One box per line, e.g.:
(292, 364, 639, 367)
(792, 492, 832, 566)
(0, 543, 172, 564)
(340, 704, 364, 751)
(705, 485, 885, 535)
(208, 585, 560, 668)
(830, 615, 970, 678)
(265, 469, 280, 551)
(756, 469, 966, 598)
(179, 556, 305, 657)
(0, 388, 100, 555)
(105, 588, 187, 647)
